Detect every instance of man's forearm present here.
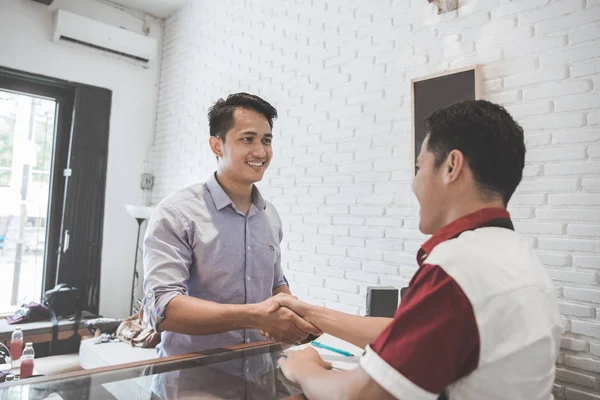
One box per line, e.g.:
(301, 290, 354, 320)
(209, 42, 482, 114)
(296, 367, 350, 400)
(307, 306, 392, 349)
(297, 366, 394, 400)
(158, 295, 260, 335)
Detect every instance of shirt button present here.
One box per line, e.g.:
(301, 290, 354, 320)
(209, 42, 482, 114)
(246, 338, 251, 343)
(146, 291, 154, 299)
(247, 245, 251, 250)
(247, 276, 251, 281)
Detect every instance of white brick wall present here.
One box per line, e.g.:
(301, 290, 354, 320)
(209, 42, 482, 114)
(152, 0, 600, 397)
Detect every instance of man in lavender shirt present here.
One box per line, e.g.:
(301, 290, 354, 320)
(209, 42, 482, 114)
(142, 93, 319, 361)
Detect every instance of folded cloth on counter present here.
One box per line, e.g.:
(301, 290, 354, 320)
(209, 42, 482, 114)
(84, 318, 122, 336)
(6, 302, 51, 324)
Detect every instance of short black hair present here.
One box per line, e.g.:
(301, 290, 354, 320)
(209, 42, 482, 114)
(208, 92, 278, 141)
(424, 100, 525, 206)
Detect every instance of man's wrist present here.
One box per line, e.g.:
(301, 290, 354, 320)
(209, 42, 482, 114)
(296, 361, 329, 386)
(242, 303, 263, 330)
(305, 304, 320, 326)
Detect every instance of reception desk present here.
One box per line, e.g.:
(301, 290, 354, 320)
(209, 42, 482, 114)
(0, 341, 305, 399)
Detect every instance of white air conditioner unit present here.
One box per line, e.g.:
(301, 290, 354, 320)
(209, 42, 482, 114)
(52, 9, 157, 63)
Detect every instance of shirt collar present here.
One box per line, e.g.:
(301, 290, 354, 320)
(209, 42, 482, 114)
(251, 185, 267, 211)
(206, 172, 266, 212)
(417, 208, 511, 264)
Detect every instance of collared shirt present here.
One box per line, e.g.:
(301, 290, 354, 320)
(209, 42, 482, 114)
(360, 208, 563, 400)
(142, 172, 286, 358)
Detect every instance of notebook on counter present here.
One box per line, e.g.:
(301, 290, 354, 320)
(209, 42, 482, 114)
(284, 333, 363, 371)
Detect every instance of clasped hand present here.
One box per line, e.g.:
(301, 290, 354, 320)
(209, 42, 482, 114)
(257, 293, 316, 343)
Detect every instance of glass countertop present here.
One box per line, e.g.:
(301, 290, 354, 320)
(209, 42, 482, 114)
(0, 342, 304, 400)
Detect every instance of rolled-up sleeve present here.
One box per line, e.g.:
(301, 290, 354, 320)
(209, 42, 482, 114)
(143, 204, 192, 331)
(266, 204, 286, 290)
(273, 224, 286, 289)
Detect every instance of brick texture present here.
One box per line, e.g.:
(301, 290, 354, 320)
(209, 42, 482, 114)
(151, 0, 600, 396)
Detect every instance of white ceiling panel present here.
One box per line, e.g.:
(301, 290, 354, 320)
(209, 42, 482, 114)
(107, 0, 186, 18)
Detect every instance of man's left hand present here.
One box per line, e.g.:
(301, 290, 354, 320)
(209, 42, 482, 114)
(278, 347, 332, 383)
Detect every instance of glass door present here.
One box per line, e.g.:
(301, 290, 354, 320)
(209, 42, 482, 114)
(0, 90, 57, 313)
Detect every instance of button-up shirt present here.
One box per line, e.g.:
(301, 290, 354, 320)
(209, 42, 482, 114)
(142, 172, 285, 357)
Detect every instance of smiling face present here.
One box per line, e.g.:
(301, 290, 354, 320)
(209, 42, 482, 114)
(210, 107, 273, 185)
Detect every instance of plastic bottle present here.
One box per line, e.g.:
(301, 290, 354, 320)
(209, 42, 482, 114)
(19, 343, 34, 379)
(10, 328, 23, 369)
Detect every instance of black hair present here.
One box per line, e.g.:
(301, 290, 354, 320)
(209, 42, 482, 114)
(208, 92, 277, 141)
(425, 100, 526, 205)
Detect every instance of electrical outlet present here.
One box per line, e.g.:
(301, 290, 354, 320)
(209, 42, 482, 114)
(141, 173, 154, 190)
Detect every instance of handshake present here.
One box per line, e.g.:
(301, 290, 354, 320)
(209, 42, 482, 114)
(253, 293, 319, 344)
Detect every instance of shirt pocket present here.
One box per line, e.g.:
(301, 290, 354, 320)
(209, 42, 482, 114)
(258, 240, 279, 267)
(251, 239, 279, 284)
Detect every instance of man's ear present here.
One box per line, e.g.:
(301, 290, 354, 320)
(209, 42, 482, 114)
(443, 150, 465, 184)
(209, 136, 223, 158)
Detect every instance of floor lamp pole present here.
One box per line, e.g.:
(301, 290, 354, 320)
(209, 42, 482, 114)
(130, 217, 145, 316)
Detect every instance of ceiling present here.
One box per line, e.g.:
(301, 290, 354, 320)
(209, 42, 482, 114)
(107, 0, 187, 18)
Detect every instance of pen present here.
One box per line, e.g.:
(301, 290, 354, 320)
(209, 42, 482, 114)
(311, 341, 354, 357)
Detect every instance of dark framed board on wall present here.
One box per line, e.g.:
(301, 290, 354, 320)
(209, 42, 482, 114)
(411, 65, 483, 174)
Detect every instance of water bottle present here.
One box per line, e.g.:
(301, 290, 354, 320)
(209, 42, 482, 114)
(10, 328, 23, 369)
(19, 343, 34, 379)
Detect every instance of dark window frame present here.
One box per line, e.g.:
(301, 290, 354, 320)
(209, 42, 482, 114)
(0, 66, 111, 314)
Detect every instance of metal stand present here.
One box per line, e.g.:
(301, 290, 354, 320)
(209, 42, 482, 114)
(129, 217, 145, 316)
